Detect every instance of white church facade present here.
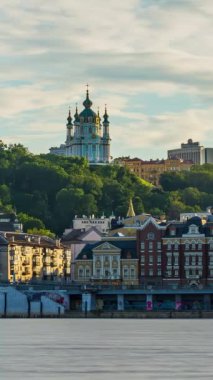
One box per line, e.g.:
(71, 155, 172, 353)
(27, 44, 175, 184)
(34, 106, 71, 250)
(49, 89, 111, 164)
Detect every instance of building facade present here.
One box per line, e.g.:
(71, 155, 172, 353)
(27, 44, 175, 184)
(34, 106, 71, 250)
(0, 232, 71, 283)
(168, 138, 213, 164)
(74, 238, 139, 286)
(118, 157, 192, 185)
(137, 216, 213, 288)
(49, 89, 111, 164)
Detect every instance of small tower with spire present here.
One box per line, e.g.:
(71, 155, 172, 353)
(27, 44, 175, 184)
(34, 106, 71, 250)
(66, 108, 73, 145)
(127, 198, 135, 218)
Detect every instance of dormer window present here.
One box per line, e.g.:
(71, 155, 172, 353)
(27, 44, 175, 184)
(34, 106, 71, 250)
(147, 232, 155, 240)
(188, 224, 199, 234)
(170, 228, 176, 236)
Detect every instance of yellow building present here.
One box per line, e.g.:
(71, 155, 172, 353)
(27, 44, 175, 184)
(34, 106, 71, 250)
(120, 157, 193, 186)
(74, 238, 139, 286)
(0, 232, 71, 283)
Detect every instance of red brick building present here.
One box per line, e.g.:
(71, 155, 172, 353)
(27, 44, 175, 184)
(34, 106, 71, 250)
(137, 216, 213, 287)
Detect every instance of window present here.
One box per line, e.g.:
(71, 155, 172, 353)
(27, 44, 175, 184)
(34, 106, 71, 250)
(141, 255, 145, 263)
(170, 229, 176, 236)
(174, 270, 179, 277)
(185, 256, 189, 265)
(189, 225, 199, 234)
(174, 243, 179, 251)
(85, 268, 90, 278)
(157, 255, 161, 264)
(105, 270, 110, 278)
(130, 267, 135, 278)
(149, 242, 153, 251)
(113, 269, 117, 278)
(167, 255, 172, 266)
(191, 243, 196, 250)
(198, 243, 202, 250)
(185, 270, 189, 278)
(167, 270, 172, 277)
(140, 242, 145, 250)
(185, 243, 189, 251)
(96, 269, 101, 278)
(174, 255, 179, 266)
(123, 268, 129, 279)
(157, 242, 161, 250)
(167, 242, 172, 250)
(147, 232, 155, 240)
(149, 269, 153, 276)
(78, 268, 84, 278)
(191, 256, 196, 265)
(141, 269, 145, 276)
(157, 269, 161, 276)
(149, 255, 153, 264)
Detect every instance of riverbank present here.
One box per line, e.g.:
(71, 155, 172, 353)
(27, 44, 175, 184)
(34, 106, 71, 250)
(63, 310, 213, 318)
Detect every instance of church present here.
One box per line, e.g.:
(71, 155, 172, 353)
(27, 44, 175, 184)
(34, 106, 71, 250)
(49, 88, 111, 164)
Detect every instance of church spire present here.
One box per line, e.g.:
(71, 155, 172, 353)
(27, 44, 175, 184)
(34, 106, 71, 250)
(127, 198, 135, 218)
(74, 103, 79, 122)
(83, 84, 93, 109)
(103, 104, 109, 123)
(67, 108, 73, 126)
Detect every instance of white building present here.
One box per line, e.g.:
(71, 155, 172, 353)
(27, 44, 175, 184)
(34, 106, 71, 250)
(72, 215, 111, 234)
(49, 89, 111, 164)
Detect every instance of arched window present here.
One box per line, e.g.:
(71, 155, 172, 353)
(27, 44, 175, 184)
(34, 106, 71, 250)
(85, 266, 90, 278)
(78, 267, 84, 278)
(130, 266, 135, 278)
(123, 266, 129, 279)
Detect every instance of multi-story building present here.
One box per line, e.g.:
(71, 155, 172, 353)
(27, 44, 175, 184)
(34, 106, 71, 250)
(0, 212, 23, 232)
(74, 237, 139, 286)
(119, 157, 192, 185)
(168, 138, 213, 164)
(49, 88, 111, 164)
(0, 232, 71, 283)
(137, 215, 213, 287)
(71, 214, 112, 234)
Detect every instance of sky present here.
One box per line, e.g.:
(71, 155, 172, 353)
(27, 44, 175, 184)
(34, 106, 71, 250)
(0, 0, 213, 160)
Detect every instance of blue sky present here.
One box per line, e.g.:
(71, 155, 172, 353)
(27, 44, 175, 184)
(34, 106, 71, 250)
(0, 0, 213, 159)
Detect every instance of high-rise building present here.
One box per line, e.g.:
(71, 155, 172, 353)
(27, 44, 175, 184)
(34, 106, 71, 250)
(49, 89, 111, 164)
(168, 139, 213, 164)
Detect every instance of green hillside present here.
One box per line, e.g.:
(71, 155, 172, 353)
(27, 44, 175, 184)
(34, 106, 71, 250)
(0, 141, 212, 235)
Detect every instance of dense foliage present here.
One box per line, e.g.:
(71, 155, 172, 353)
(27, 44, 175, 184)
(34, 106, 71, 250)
(0, 141, 212, 235)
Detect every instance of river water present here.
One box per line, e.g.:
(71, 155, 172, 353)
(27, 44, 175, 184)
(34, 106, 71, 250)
(0, 319, 213, 379)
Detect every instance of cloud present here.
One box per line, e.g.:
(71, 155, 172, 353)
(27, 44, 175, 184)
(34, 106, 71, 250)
(0, 0, 213, 158)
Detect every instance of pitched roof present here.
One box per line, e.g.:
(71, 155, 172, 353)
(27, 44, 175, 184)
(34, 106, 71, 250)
(76, 239, 137, 260)
(61, 226, 102, 242)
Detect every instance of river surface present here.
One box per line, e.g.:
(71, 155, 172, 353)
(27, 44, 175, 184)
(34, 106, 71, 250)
(0, 319, 213, 379)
